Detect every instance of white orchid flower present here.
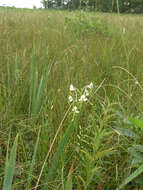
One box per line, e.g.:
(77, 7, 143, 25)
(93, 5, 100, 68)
(70, 84, 76, 91)
(72, 106, 79, 113)
(68, 95, 73, 102)
(87, 82, 93, 89)
(79, 94, 88, 102)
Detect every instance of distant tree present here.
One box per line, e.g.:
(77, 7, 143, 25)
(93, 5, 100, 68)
(33, 5, 37, 9)
(41, 0, 143, 12)
(41, 0, 53, 8)
(41, 0, 47, 8)
(72, 0, 80, 9)
(129, 0, 143, 13)
(41, 0, 64, 8)
(57, 0, 62, 6)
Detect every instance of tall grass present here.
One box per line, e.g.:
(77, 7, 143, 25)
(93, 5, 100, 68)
(0, 7, 143, 189)
(3, 134, 18, 190)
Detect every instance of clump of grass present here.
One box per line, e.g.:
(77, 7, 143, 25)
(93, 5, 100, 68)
(3, 134, 18, 190)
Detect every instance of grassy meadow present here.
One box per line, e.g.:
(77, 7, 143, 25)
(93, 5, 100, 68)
(1, 7, 143, 189)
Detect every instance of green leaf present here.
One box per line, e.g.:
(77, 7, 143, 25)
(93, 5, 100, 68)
(134, 145, 143, 153)
(43, 107, 83, 189)
(114, 127, 136, 138)
(128, 145, 143, 165)
(135, 175, 143, 186)
(128, 117, 143, 128)
(3, 134, 19, 190)
(65, 180, 72, 190)
(27, 126, 41, 189)
(116, 164, 143, 190)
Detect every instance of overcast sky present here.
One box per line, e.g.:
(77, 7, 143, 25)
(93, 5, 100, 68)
(0, 0, 43, 8)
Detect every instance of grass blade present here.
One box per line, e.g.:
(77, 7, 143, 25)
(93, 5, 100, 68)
(116, 164, 143, 190)
(65, 160, 75, 190)
(34, 75, 44, 115)
(45, 122, 75, 186)
(65, 180, 72, 190)
(29, 48, 52, 117)
(44, 109, 83, 189)
(27, 126, 41, 189)
(29, 47, 37, 116)
(3, 134, 19, 190)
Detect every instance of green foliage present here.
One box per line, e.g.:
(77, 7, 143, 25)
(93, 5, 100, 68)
(41, 0, 143, 13)
(29, 48, 52, 117)
(65, 181, 72, 190)
(74, 101, 117, 189)
(3, 134, 19, 190)
(67, 0, 143, 13)
(44, 110, 82, 188)
(128, 117, 143, 129)
(65, 12, 109, 38)
(116, 165, 143, 190)
(27, 126, 41, 189)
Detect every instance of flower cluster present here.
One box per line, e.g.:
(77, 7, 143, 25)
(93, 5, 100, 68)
(68, 82, 94, 114)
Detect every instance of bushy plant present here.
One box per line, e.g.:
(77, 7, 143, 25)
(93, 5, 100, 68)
(65, 11, 109, 38)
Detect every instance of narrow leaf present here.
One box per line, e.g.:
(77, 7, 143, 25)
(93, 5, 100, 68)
(3, 134, 19, 190)
(27, 126, 41, 188)
(44, 108, 83, 189)
(65, 180, 72, 190)
(116, 164, 143, 190)
(65, 159, 76, 190)
(128, 117, 143, 128)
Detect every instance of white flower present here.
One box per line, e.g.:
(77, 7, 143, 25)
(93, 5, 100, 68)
(70, 84, 76, 91)
(84, 88, 89, 96)
(135, 80, 139, 85)
(68, 95, 73, 102)
(51, 105, 53, 110)
(123, 27, 126, 34)
(87, 82, 93, 89)
(72, 106, 79, 113)
(79, 94, 88, 102)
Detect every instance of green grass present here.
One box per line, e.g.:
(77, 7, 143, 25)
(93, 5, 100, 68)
(0, 7, 143, 189)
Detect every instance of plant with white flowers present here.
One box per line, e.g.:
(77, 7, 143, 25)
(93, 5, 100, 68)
(79, 94, 87, 102)
(68, 82, 94, 115)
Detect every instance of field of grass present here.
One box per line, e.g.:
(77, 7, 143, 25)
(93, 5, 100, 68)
(0, 7, 143, 190)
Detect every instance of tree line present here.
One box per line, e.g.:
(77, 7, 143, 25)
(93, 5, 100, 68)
(41, 0, 143, 13)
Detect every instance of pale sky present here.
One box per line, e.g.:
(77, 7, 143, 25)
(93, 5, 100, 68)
(0, 0, 43, 8)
